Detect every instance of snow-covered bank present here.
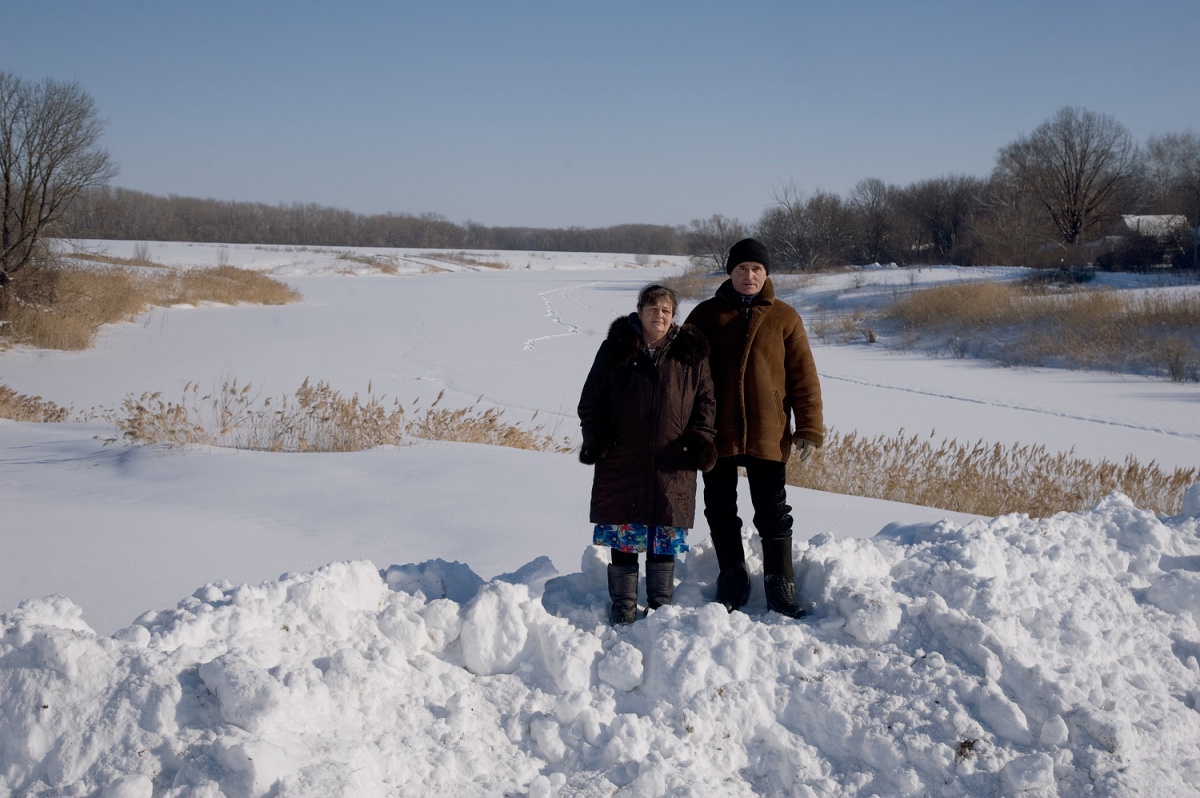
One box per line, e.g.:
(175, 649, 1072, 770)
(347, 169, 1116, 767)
(4, 241, 1200, 795)
(4, 490, 1199, 796)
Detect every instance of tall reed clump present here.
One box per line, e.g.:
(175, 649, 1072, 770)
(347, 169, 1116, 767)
(661, 268, 725, 301)
(787, 428, 1198, 518)
(881, 281, 1200, 381)
(0, 384, 71, 423)
(0, 263, 300, 351)
(114, 380, 573, 454)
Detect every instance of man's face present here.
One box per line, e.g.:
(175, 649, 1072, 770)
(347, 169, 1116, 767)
(730, 261, 767, 295)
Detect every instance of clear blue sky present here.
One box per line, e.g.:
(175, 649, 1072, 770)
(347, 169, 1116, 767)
(4, 1, 1198, 229)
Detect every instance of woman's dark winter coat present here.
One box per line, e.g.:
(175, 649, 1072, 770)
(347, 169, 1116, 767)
(578, 315, 717, 528)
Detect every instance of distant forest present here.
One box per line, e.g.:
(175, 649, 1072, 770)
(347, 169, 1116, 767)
(59, 108, 1200, 272)
(61, 186, 687, 257)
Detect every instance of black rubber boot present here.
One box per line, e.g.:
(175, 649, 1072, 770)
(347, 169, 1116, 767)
(645, 558, 675, 611)
(716, 562, 751, 613)
(607, 562, 639, 625)
(709, 525, 750, 612)
(762, 536, 805, 618)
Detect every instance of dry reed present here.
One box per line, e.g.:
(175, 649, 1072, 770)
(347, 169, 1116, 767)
(336, 252, 400, 274)
(11, 371, 1192, 517)
(881, 282, 1200, 381)
(114, 379, 573, 454)
(422, 252, 509, 270)
(0, 384, 71, 423)
(661, 268, 724, 301)
(787, 428, 1197, 517)
(0, 263, 301, 350)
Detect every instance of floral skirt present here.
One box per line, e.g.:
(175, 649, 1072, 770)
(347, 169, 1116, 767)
(593, 523, 689, 556)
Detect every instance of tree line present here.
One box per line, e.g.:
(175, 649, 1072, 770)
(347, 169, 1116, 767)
(60, 187, 686, 256)
(62, 107, 1199, 273)
(4, 66, 1198, 300)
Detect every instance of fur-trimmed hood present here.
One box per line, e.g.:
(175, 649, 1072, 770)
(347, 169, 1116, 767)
(603, 314, 710, 371)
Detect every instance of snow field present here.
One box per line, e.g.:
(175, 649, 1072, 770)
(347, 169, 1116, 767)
(2, 241, 1199, 796)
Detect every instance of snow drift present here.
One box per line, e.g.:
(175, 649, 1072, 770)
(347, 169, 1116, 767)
(3, 489, 1199, 797)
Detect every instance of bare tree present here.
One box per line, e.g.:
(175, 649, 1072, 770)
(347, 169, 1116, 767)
(997, 106, 1138, 252)
(849, 178, 899, 264)
(1143, 131, 1200, 224)
(801, 189, 857, 268)
(894, 175, 984, 264)
(975, 172, 1057, 266)
(756, 184, 807, 268)
(684, 214, 748, 272)
(759, 184, 858, 270)
(1, 72, 117, 290)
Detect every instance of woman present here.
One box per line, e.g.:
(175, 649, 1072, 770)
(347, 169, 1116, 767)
(578, 284, 717, 624)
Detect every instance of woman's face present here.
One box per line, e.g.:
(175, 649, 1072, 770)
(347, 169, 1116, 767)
(730, 261, 767, 295)
(638, 297, 674, 343)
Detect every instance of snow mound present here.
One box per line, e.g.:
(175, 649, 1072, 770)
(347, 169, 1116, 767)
(3, 492, 1200, 796)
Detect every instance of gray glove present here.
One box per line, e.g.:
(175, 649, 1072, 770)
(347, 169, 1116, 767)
(792, 436, 816, 463)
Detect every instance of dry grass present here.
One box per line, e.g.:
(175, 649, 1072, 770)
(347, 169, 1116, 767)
(113, 379, 573, 454)
(422, 251, 509, 270)
(69, 250, 163, 269)
(0, 263, 301, 350)
(336, 252, 400, 274)
(661, 267, 724, 301)
(810, 309, 877, 345)
(9, 372, 1192, 517)
(788, 428, 1197, 517)
(0, 385, 71, 423)
(881, 282, 1200, 381)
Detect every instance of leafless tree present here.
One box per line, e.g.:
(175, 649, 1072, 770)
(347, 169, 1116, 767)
(895, 175, 985, 264)
(756, 184, 807, 268)
(975, 172, 1057, 266)
(1, 73, 117, 290)
(800, 189, 857, 268)
(684, 214, 748, 272)
(1143, 131, 1200, 224)
(849, 177, 899, 264)
(997, 106, 1138, 251)
(757, 184, 856, 270)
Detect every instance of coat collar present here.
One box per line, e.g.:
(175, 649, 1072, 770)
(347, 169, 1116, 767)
(716, 277, 776, 306)
(605, 314, 708, 368)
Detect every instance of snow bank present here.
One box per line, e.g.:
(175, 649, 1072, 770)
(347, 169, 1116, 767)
(3, 492, 1200, 797)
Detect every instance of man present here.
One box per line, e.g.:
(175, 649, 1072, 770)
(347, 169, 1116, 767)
(684, 238, 823, 617)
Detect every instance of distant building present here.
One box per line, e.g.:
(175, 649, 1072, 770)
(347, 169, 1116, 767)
(1095, 215, 1192, 270)
(1110, 215, 1189, 239)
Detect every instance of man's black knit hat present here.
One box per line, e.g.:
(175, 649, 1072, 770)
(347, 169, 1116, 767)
(725, 238, 770, 274)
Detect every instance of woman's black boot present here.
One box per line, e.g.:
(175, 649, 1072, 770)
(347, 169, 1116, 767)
(645, 558, 675, 611)
(607, 562, 639, 624)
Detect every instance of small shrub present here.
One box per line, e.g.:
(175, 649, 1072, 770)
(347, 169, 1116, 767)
(1157, 337, 1200, 382)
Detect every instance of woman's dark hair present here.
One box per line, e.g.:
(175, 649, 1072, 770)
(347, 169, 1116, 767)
(637, 284, 678, 313)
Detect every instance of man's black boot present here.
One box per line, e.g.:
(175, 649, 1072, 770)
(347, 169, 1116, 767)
(762, 536, 805, 618)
